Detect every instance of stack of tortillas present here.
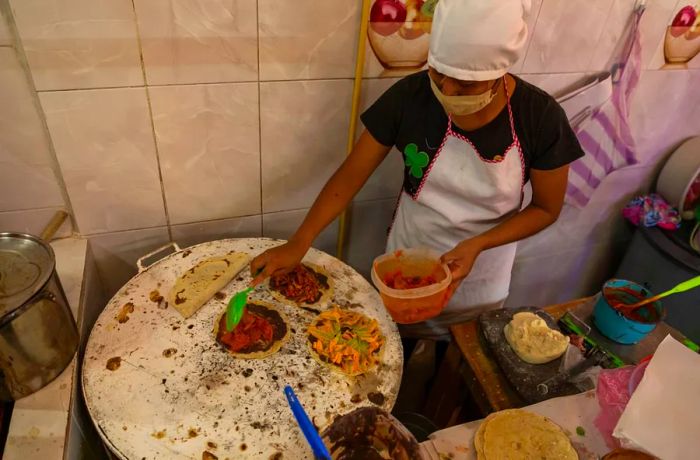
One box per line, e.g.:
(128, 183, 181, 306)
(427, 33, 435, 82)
(474, 409, 578, 460)
(168, 252, 249, 318)
(504, 311, 569, 364)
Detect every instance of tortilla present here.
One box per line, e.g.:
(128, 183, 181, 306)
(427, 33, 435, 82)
(504, 311, 569, 364)
(269, 263, 334, 308)
(475, 409, 578, 460)
(213, 300, 289, 359)
(168, 252, 249, 318)
(307, 307, 384, 376)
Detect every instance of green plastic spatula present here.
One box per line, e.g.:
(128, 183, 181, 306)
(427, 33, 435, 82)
(226, 287, 252, 331)
(225, 268, 263, 331)
(620, 274, 700, 311)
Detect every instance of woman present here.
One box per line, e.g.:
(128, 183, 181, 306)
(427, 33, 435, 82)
(251, 0, 583, 340)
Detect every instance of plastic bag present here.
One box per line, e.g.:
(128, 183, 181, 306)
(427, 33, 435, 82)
(594, 361, 650, 449)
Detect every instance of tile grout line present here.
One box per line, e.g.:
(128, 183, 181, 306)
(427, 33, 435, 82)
(130, 0, 173, 242)
(516, 0, 544, 74)
(256, 0, 264, 237)
(0, 0, 80, 234)
(582, 0, 618, 73)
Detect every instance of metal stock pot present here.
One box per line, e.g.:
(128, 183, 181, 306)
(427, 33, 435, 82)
(0, 232, 78, 400)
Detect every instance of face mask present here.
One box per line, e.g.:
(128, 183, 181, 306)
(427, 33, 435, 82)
(430, 78, 496, 116)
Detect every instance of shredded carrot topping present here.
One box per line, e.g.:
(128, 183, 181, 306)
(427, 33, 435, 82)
(270, 264, 327, 304)
(307, 307, 384, 375)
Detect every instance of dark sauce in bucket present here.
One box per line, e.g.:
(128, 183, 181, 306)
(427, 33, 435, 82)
(603, 286, 662, 324)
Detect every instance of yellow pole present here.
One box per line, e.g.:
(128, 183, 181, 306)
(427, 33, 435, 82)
(336, 0, 372, 260)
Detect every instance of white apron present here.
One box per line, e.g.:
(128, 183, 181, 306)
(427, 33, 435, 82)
(387, 80, 525, 339)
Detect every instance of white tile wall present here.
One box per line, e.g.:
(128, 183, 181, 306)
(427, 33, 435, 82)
(588, 0, 637, 72)
(10, 0, 143, 90)
(171, 215, 261, 249)
(258, 0, 360, 81)
(89, 226, 170, 298)
(510, 0, 545, 74)
(260, 79, 352, 213)
(522, 0, 614, 74)
(262, 209, 338, 256)
(629, 68, 700, 164)
(355, 77, 404, 202)
(0, 207, 72, 238)
(518, 72, 592, 98)
(0, 47, 64, 211)
(40, 87, 166, 234)
(345, 198, 395, 279)
(149, 82, 261, 224)
(0, 3, 12, 46)
(133, 0, 258, 85)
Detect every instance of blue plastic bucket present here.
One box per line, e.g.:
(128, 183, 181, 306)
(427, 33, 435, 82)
(593, 279, 665, 344)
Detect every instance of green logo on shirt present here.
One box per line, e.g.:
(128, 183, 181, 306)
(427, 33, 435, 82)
(404, 143, 430, 179)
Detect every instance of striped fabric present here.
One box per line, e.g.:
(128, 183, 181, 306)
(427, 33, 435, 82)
(566, 9, 643, 208)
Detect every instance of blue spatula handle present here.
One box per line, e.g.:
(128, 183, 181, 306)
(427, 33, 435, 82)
(284, 385, 331, 460)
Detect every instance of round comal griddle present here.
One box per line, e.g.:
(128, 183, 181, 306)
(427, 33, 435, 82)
(82, 238, 403, 459)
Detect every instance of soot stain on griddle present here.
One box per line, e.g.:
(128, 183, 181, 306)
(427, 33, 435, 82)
(251, 421, 271, 431)
(106, 357, 121, 371)
(368, 392, 385, 406)
(116, 302, 134, 323)
(163, 348, 177, 358)
(149, 290, 164, 304)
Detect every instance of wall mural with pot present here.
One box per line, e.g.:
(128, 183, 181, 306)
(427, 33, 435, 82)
(661, 3, 700, 69)
(366, 0, 438, 77)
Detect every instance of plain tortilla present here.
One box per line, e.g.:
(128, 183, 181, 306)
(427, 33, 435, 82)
(213, 300, 290, 359)
(269, 262, 334, 308)
(475, 409, 578, 460)
(168, 252, 249, 318)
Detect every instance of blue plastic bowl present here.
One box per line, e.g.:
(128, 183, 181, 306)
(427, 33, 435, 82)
(593, 279, 665, 345)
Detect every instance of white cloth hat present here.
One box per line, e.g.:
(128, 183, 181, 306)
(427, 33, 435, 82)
(428, 0, 530, 81)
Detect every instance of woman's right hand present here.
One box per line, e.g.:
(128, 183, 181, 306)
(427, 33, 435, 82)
(249, 238, 310, 286)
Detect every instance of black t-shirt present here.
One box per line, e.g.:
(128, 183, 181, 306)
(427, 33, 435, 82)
(360, 71, 584, 196)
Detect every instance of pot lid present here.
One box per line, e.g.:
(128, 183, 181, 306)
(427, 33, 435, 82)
(0, 233, 55, 319)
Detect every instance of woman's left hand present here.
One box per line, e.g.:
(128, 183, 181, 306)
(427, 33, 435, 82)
(440, 238, 485, 295)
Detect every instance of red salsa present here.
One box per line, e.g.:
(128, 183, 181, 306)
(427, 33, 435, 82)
(382, 269, 438, 290)
(218, 310, 274, 352)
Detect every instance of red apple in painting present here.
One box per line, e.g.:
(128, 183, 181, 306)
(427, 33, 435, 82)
(370, 0, 407, 37)
(670, 5, 697, 37)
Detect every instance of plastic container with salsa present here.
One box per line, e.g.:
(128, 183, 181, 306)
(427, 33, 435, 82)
(371, 248, 451, 324)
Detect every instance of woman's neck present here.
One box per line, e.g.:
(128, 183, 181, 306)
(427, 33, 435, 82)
(451, 74, 516, 132)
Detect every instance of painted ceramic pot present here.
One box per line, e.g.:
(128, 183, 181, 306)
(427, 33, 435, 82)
(368, 0, 436, 70)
